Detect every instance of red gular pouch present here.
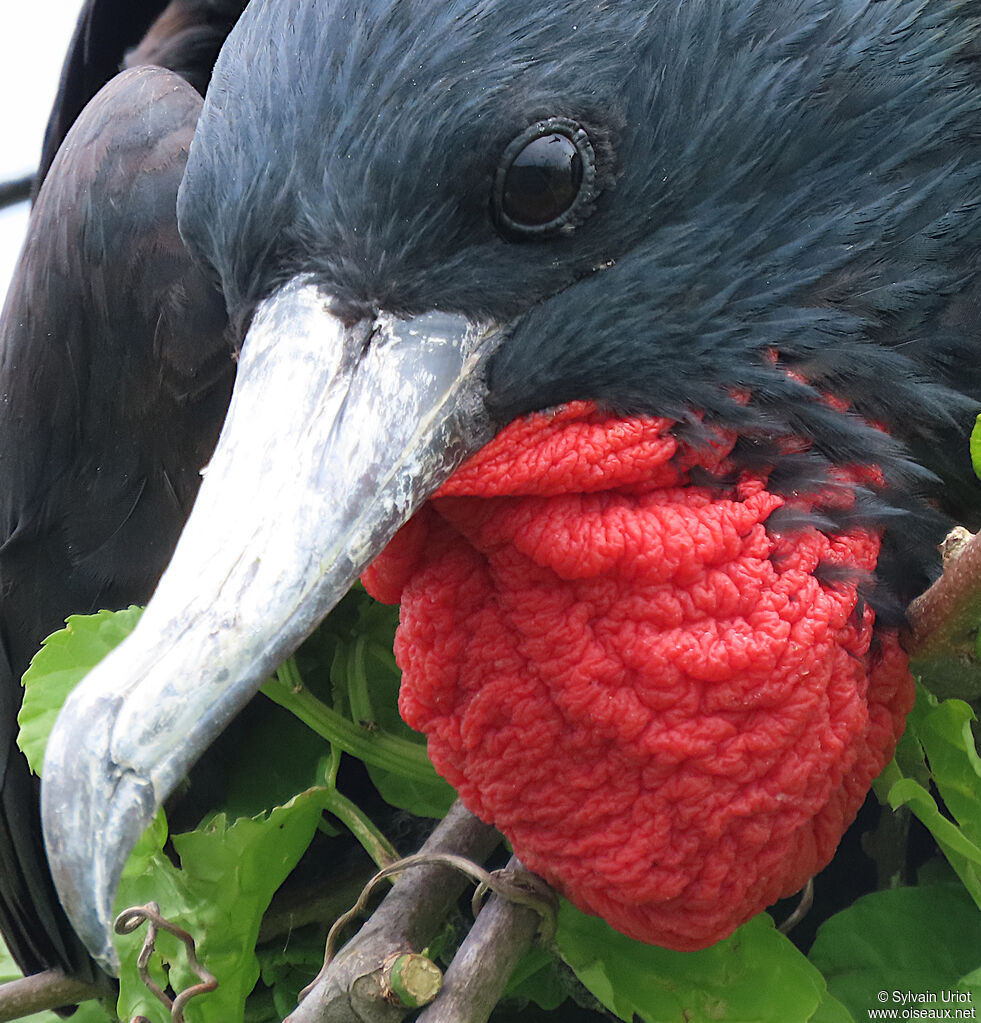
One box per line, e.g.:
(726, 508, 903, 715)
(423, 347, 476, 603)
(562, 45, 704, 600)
(361, 400, 914, 951)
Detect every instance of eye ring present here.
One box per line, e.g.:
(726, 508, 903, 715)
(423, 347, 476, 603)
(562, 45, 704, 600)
(492, 116, 598, 240)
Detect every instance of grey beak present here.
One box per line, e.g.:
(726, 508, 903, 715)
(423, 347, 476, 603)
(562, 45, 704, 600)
(41, 277, 500, 972)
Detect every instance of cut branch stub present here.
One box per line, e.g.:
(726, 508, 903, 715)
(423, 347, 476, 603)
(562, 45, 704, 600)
(381, 953, 443, 1009)
(415, 857, 557, 1023)
(284, 800, 501, 1023)
(905, 527, 981, 698)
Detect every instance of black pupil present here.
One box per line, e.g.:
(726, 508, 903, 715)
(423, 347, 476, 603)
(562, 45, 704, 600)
(502, 133, 583, 226)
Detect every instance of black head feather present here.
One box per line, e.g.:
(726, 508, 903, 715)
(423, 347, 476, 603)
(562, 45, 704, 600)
(179, 0, 981, 610)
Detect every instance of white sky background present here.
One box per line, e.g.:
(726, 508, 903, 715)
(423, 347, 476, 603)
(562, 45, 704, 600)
(0, 1, 86, 309)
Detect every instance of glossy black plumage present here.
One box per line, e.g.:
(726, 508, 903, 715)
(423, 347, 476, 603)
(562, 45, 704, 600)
(5, 0, 981, 994)
(1, 2, 241, 983)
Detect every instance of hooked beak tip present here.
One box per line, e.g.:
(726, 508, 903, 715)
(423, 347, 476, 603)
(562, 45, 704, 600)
(42, 686, 158, 975)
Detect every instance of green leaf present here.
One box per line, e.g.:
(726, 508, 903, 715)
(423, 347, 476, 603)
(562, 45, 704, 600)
(10, 605, 430, 1020)
(17, 607, 144, 773)
(504, 945, 568, 1011)
(114, 788, 330, 1023)
(885, 686, 981, 907)
(909, 695, 981, 848)
(257, 933, 326, 1020)
(808, 993, 856, 1023)
(888, 779, 981, 906)
(890, 710, 930, 792)
(364, 767, 456, 819)
(555, 902, 828, 1023)
(217, 697, 334, 820)
(970, 413, 981, 480)
(809, 884, 981, 1020)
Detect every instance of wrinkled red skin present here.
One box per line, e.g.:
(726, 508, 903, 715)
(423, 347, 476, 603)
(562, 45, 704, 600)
(362, 402, 914, 950)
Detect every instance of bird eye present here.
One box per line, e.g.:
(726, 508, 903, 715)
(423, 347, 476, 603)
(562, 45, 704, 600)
(493, 117, 598, 239)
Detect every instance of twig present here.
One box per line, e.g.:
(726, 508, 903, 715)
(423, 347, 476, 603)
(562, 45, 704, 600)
(0, 174, 34, 211)
(904, 528, 981, 696)
(115, 903, 218, 1023)
(777, 879, 814, 935)
(312, 851, 554, 976)
(311, 853, 497, 973)
(0, 969, 103, 1022)
(416, 857, 556, 1023)
(284, 800, 500, 1023)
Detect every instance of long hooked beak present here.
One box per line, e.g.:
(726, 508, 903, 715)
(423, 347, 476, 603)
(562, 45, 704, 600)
(41, 277, 502, 972)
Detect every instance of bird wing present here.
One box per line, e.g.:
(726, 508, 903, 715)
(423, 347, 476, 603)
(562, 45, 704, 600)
(37, 0, 245, 189)
(37, 0, 172, 188)
(0, 64, 233, 981)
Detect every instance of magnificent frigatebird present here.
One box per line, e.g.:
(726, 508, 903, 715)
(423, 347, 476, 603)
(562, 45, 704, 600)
(3, 0, 981, 1000)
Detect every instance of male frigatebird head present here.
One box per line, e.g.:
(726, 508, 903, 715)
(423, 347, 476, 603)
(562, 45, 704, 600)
(41, 0, 981, 970)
